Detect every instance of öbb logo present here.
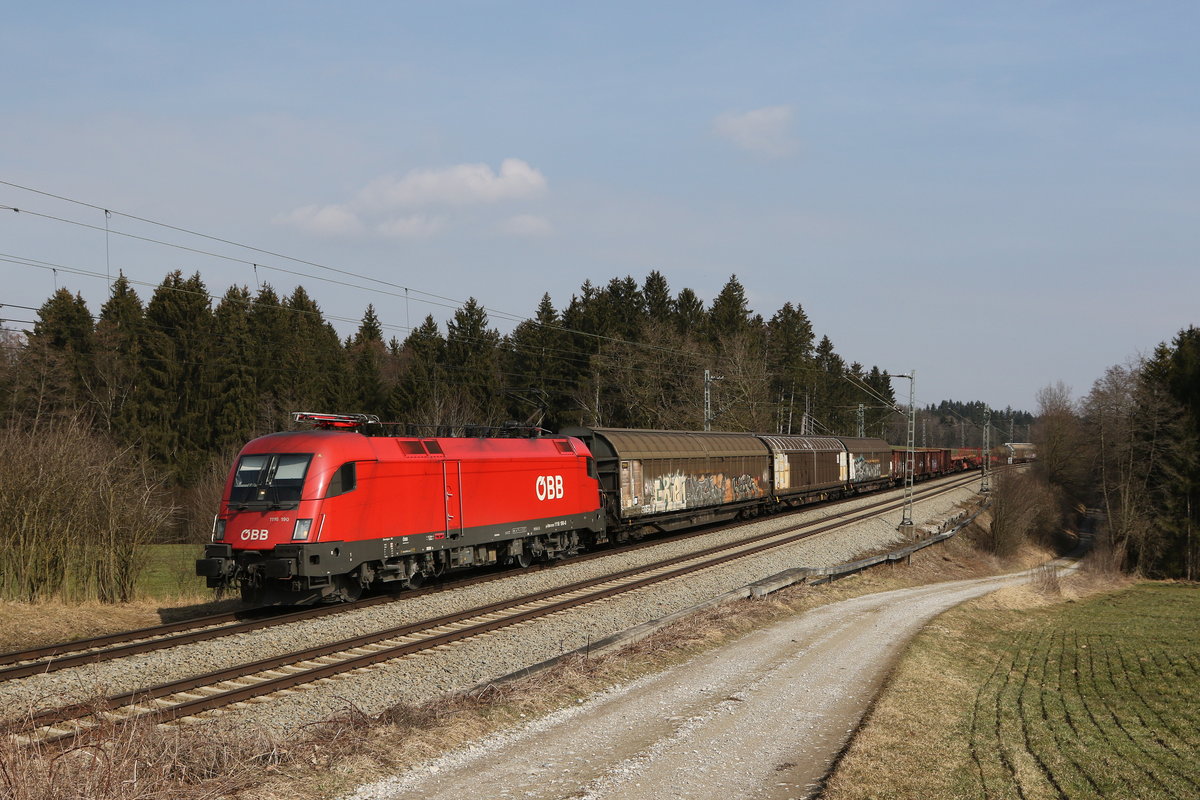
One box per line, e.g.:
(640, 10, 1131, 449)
(536, 475, 564, 501)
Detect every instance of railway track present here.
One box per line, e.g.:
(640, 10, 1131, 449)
(0, 470, 985, 683)
(5, 472, 982, 747)
(0, 514, 777, 682)
(0, 522, 750, 681)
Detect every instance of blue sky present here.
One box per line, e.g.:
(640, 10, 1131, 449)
(2, 2, 1197, 414)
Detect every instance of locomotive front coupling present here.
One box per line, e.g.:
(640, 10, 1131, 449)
(195, 543, 299, 588)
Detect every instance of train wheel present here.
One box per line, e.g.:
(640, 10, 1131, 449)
(335, 575, 363, 603)
(239, 583, 264, 606)
(512, 551, 533, 569)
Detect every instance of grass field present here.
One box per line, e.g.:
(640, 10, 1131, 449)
(137, 543, 209, 600)
(0, 545, 221, 652)
(825, 581, 1200, 800)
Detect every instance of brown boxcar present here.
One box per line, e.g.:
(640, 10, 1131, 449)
(836, 437, 893, 487)
(563, 427, 770, 526)
(759, 435, 846, 503)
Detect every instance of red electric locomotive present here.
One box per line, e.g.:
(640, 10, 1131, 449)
(196, 413, 604, 605)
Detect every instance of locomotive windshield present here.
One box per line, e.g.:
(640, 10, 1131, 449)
(229, 453, 313, 508)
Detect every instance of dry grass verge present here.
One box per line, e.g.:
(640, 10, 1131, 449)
(0, 596, 239, 654)
(0, 706, 270, 800)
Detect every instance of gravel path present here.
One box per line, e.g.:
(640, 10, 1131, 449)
(0, 480, 978, 735)
(343, 560, 1076, 800)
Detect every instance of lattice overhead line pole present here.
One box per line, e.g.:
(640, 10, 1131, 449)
(891, 370, 916, 531)
(981, 407, 992, 493)
(704, 369, 724, 432)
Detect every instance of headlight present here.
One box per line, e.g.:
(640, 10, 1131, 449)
(213, 518, 226, 541)
(292, 518, 314, 540)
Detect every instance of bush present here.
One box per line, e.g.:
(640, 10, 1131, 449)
(985, 471, 1063, 557)
(0, 415, 175, 603)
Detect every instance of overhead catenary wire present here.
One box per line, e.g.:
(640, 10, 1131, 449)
(1, 179, 944, 430)
(0, 182, 707, 360)
(0, 185, 834, 377)
(0, 179, 953, 415)
(0, 252, 740, 396)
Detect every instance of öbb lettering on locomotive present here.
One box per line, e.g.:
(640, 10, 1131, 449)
(536, 474, 564, 501)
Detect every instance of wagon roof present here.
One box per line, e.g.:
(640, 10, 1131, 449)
(579, 427, 768, 460)
(759, 435, 845, 453)
(835, 437, 893, 451)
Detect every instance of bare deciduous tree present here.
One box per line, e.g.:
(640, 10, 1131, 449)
(986, 471, 1063, 557)
(0, 415, 174, 602)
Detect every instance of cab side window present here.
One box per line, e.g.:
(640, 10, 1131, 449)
(326, 462, 357, 498)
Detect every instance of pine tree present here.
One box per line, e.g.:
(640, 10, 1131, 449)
(765, 302, 815, 429)
(348, 304, 388, 417)
(390, 315, 447, 427)
(591, 276, 646, 341)
(135, 270, 214, 481)
(445, 298, 503, 426)
(864, 365, 896, 435)
(208, 286, 258, 453)
(247, 284, 291, 425)
(16, 288, 95, 421)
(812, 335, 852, 434)
(642, 270, 675, 320)
(93, 274, 144, 438)
(707, 274, 751, 344)
(281, 286, 347, 415)
(1156, 328, 1200, 578)
(506, 293, 572, 428)
(674, 288, 705, 335)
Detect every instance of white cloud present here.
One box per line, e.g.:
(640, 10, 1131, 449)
(496, 214, 553, 237)
(356, 158, 548, 209)
(276, 158, 548, 239)
(713, 106, 798, 157)
(272, 203, 364, 236)
(376, 214, 448, 238)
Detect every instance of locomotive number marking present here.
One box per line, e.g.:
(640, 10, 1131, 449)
(536, 475, 564, 501)
(240, 529, 269, 541)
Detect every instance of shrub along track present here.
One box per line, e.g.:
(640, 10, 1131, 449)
(4, 472, 981, 748)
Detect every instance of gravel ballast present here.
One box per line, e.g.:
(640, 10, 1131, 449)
(0, 480, 983, 735)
